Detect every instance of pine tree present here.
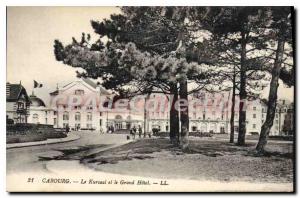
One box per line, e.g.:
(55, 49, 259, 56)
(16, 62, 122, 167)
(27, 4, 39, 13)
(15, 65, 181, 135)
(256, 7, 294, 153)
(54, 7, 216, 148)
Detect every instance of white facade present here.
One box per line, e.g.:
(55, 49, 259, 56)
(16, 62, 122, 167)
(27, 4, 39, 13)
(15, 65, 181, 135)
(27, 94, 54, 125)
(49, 78, 110, 131)
(42, 78, 293, 135)
(147, 93, 293, 136)
(147, 92, 230, 133)
(261, 100, 294, 136)
(27, 107, 55, 125)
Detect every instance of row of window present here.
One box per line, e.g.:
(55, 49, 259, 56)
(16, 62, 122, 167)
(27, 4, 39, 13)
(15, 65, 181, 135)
(63, 112, 93, 121)
(62, 119, 103, 129)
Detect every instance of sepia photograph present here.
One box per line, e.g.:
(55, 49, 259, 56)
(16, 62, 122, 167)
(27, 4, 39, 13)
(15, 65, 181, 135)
(6, 6, 295, 192)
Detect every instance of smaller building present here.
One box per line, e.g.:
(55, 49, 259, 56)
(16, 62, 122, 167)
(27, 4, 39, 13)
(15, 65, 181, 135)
(261, 99, 294, 136)
(27, 93, 55, 125)
(6, 82, 30, 124)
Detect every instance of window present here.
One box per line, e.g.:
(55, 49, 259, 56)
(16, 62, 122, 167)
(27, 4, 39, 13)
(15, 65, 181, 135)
(253, 106, 256, 111)
(45, 118, 48, 124)
(203, 112, 206, 120)
(87, 112, 92, 121)
(276, 120, 279, 124)
(253, 114, 256, 118)
(262, 120, 264, 123)
(75, 112, 81, 121)
(253, 124, 256, 129)
(87, 106, 93, 110)
(100, 119, 102, 126)
(54, 118, 57, 125)
(33, 113, 39, 123)
(100, 112, 103, 117)
(234, 126, 239, 132)
(276, 114, 279, 118)
(75, 106, 81, 110)
(18, 102, 24, 109)
(63, 112, 69, 121)
(166, 125, 169, 131)
(75, 89, 84, 95)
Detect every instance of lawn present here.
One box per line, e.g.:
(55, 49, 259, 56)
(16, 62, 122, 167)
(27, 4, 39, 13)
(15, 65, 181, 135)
(79, 138, 293, 183)
(42, 136, 293, 183)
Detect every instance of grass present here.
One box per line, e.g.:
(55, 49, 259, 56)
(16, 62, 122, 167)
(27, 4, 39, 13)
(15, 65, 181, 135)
(35, 135, 293, 183)
(80, 138, 293, 183)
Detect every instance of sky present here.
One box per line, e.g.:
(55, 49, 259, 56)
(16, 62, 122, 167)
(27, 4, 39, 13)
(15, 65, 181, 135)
(7, 7, 121, 104)
(7, 7, 294, 105)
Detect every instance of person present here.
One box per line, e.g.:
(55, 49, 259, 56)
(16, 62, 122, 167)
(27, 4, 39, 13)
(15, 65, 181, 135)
(138, 125, 142, 138)
(129, 128, 134, 139)
(65, 124, 70, 133)
(132, 126, 137, 139)
(111, 125, 115, 133)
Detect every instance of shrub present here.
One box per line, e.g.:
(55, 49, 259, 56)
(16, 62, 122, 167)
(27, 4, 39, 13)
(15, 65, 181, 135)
(7, 118, 14, 125)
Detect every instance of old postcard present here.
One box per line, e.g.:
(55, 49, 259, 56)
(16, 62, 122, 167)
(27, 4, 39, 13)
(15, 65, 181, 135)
(6, 6, 295, 192)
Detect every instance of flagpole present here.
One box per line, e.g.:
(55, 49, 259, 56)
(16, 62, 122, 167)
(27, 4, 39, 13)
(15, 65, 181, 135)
(32, 80, 35, 96)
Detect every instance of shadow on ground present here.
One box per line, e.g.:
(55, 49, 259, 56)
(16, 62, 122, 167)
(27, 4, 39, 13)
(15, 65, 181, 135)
(39, 138, 293, 183)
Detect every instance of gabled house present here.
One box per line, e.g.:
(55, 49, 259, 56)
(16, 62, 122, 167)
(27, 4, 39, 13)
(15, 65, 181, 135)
(6, 82, 30, 124)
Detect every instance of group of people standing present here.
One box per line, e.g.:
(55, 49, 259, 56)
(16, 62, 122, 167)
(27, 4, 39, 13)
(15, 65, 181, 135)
(130, 125, 143, 139)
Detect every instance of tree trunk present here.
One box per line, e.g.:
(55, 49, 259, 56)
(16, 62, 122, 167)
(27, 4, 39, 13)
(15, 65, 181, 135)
(179, 80, 189, 150)
(256, 39, 285, 153)
(143, 93, 150, 138)
(230, 66, 236, 143)
(237, 32, 247, 146)
(169, 82, 179, 145)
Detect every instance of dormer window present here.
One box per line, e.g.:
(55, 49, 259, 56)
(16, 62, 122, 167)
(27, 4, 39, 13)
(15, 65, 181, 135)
(75, 89, 84, 95)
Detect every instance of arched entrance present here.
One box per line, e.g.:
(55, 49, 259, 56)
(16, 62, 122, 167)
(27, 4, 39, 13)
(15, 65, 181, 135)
(115, 115, 123, 130)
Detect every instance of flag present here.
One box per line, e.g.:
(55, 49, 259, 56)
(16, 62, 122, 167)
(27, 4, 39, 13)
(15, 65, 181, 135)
(34, 80, 43, 88)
